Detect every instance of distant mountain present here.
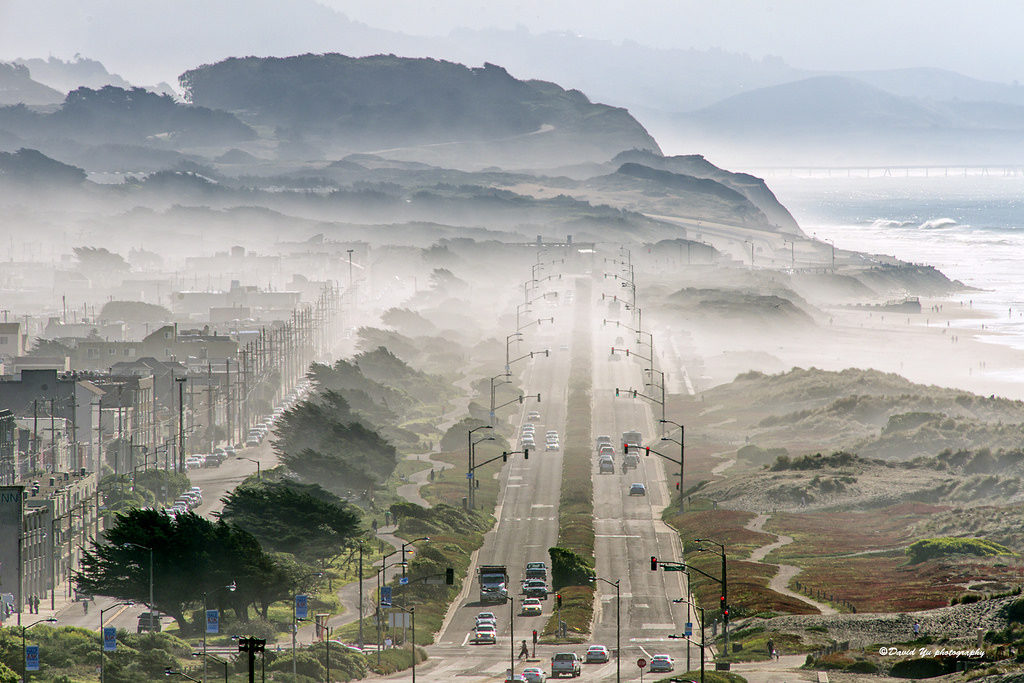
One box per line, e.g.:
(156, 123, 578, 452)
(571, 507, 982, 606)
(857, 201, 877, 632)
(845, 67, 1024, 108)
(14, 56, 131, 93)
(0, 148, 85, 185)
(179, 54, 660, 168)
(668, 75, 1024, 165)
(0, 62, 63, 106)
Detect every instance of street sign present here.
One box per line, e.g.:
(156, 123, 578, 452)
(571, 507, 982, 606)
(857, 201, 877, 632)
(399, 577, 409, 585)
(206, 609, 220, 634)
(295, 594, 309, 620)
(685, 622, 693, 636)
(637, 657, 647, 668)
(25, 645, 39, 671)
(662, 565, 685, 571)
(380, 586, 392, 607)
(466, 472, 474, 479)
(103, 627, 117, 651)
(388, 611, 410, 628)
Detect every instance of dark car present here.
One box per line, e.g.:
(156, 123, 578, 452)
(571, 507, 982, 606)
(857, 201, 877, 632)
(523, 579, 549, 599)
(137, 611, 162, 632)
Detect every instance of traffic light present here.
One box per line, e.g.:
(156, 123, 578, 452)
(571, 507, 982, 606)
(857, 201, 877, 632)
(676, 481, 680, 490)
(651, 556, 658, 571)
(532, 629, 538, 644)
(623, 443, 629, 453)
(446, 567, 454, 585)
(612, 348, 616, 356)
(626, 349, 630, 357)
(502, 452, 508, 462)
(645, 446, 650, 456)
(615, 387, 620, 396)
(720, 595, 726, 612)
(524, 447, 529, 460)
(556, 594, 562, 609)
(632, 389, 637, 398)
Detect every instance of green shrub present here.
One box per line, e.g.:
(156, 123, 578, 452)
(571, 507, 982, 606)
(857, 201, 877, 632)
(889, 657, 949, 679)
(907, 537, 1011, 564)
(1003, 597, 1024, 622)
(847, 659, 879, 673)
(959, 593, 983, 604)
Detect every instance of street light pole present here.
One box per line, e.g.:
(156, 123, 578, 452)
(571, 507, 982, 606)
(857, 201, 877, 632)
(100, 602, 131, 683)
(122, 542, 154, 613)
(672, 599, 705, 683)
(590, 576, 620, 683)
(240, 456, 261, 479)
(467, 425, 492, 510)
(660, 420, 686, 514)
(203, 582, 236, 683)
(22, 617, 56, 682)
(695, 539, 728, 652)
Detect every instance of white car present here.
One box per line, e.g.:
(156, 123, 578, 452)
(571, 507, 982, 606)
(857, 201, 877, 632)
(474, 624, 497, 644)
(475, 612, 497, 627)
(585, 645, 610, 663)
(648, 654, 674, 672)
(546, 441, 560, 451)
(522, 668, 546, 683)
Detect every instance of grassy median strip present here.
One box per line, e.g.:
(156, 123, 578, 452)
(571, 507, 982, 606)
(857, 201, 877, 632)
(544, 276, 596, 642)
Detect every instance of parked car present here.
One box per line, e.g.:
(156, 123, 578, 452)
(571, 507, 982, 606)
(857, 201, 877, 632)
(629, 483, 647, 496)
(649, 654, 674, 672)
(585, 645, 610, 663)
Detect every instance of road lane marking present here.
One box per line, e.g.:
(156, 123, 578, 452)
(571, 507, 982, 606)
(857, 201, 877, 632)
(642, 623, 676, 630)
(531, 503, 553, 507)
(595, 534, 641, 538)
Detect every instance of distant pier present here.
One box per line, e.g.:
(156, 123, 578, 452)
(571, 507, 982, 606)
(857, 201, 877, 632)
(751, 165, 1024, 179)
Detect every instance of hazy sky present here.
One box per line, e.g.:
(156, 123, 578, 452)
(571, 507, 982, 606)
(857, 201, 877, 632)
(1, 0, 1022, 85)
(320, 0, 1023, 81)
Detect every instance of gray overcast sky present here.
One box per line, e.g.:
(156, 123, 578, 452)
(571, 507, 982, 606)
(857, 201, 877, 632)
(1, 0, 1022, 85)
(320, 0, 1024, 82)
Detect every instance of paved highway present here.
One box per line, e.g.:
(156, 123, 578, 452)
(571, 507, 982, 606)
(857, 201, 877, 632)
(385, 271, 699, 681)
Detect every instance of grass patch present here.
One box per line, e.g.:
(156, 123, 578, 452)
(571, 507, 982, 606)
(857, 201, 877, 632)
(655, 671, 747, 683)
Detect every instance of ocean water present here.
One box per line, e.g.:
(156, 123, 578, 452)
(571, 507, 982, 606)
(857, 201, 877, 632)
(766, 172, 1024, 352)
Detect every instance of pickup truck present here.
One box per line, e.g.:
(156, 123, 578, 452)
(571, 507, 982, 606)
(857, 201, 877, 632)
(551, 652, 582, 678)
(525, 561, 547, 581)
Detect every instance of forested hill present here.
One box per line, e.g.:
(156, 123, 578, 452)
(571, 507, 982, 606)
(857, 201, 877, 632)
(178, 54, 661, 167)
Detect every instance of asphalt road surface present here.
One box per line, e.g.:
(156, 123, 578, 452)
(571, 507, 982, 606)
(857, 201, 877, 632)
(387, 273, 698, 681)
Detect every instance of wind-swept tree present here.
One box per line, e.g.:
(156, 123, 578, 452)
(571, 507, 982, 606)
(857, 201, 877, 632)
(75, 509, 287, 633)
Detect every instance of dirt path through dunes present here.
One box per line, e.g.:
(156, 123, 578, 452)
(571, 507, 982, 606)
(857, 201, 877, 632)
(745, 514, 837, 615)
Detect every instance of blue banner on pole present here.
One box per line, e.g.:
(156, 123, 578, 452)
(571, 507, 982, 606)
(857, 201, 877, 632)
(295, 594, 308, 620)
(103, 627, 118, 651)
(206, 609, 220, 634)
(399, 576, 409, 585)
(25, 645, 39, 671)
(684, 622, 693, 637)
(380, 586, 392, 607)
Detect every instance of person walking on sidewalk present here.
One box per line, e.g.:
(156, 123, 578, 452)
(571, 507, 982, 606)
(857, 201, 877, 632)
(519, 640, 529, 659)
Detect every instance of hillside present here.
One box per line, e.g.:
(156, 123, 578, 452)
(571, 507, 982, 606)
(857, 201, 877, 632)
(178, 54, 661, 168)
(0, 86, 255, 149)
(0, 62, 63, 106)
(609, 150, 802, 234)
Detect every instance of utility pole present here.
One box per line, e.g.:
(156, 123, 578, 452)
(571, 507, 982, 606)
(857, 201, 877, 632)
(207, 363, 214, 451)
(176, 377, 186, 473)
(225, 359, 233, 447)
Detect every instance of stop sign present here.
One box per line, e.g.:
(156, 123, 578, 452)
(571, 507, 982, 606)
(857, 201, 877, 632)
(637, 657, 647, 668)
